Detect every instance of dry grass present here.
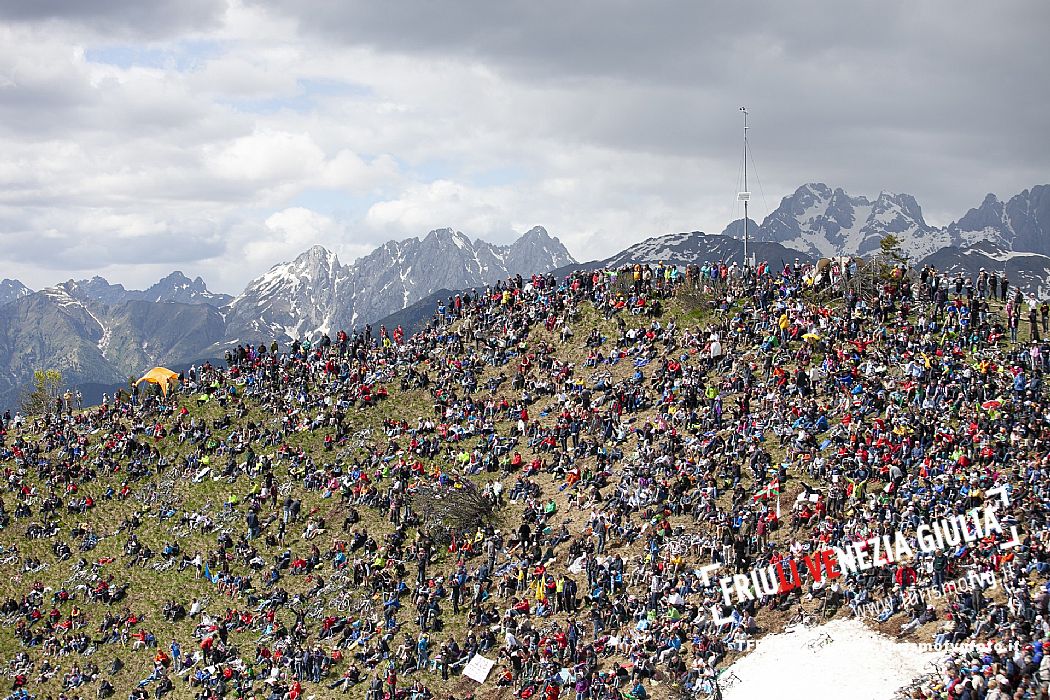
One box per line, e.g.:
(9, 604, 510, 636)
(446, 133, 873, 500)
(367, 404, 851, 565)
(0, 292, 1028, 699)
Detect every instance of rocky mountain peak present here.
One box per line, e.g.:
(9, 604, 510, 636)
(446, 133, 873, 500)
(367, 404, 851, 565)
(143, 271, 232, 306)
(294, 244, 340, 269)
(160, 270, 193, 284)
(521, 225, 551, 239)
(0, 278, 31, 306)
(802, 182, 832, 197)
(420, 228, 471, 250)
(58, 276, 129, 306)
(504, 226, 575, 277)
(873, 191, 924, 219)
(743, 183, 944, 258)
(951, 193, 1009, 241)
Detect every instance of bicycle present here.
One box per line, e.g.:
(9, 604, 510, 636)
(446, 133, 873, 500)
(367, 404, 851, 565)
(305, 600, 325, 619)
(717, 671, 740, 689)
(330, 592, 353, 612)
(788, 605, 815, 627)
(805, 632, 832, 650)
(65, 568, 92, 586)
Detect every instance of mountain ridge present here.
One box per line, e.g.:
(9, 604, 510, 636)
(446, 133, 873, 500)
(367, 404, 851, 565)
(0, 227, 577, 408)
(2, 184, 1049, 410)
(54, 271, 233, 308)
(725, 182, 1050, 261)
(220, 225, 576, 346)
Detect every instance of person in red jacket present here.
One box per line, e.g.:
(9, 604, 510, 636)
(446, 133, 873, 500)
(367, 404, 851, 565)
(895, 564, 917, 587)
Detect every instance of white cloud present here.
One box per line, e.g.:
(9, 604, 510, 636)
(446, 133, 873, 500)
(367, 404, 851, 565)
(206, 130, 325, 184)
(0, 0, 1045, 296)
(253, 208, 336, 264)
(365, 180, 514, 239)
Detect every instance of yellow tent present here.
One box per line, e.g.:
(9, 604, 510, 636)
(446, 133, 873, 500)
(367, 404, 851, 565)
(135, 367, 180, 395)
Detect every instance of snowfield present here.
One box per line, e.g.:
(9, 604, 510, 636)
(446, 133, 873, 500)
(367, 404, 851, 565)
(723, 618, 940, 700)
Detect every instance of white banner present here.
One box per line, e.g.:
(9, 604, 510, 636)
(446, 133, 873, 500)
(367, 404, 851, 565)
(462, 654, 495, 683)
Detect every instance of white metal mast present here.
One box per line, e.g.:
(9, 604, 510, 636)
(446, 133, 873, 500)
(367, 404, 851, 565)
(739, 106, 751, 269)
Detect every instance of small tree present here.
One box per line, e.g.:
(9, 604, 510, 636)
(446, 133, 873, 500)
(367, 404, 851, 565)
(677, 282, 710, 321)
(411, 478, 496, 543)
(875, 234, 910, 294)
(20, 369, 64, 415)
(879, 234, 907, 265)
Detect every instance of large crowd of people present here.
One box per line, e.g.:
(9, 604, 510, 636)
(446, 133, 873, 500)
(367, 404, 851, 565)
(0, 256, 1048, 700)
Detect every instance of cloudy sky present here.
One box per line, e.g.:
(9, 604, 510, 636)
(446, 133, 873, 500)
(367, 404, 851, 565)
(0, 0, 1047, 294)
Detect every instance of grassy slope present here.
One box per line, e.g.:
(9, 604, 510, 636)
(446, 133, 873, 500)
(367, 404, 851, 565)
(0, 293, 1036, 699)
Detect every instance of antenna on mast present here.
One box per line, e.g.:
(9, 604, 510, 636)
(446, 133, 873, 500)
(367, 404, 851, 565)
(738, 106, 751, 269)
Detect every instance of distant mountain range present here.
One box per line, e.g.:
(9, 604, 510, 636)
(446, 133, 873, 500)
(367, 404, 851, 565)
(220, 226, 572, 346)
(57, 271, 234, 307)
(0, 227, 575, 408)
(0, 184, 1047, 409)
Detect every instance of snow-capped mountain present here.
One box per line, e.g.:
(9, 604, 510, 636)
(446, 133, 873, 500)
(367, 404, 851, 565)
(338, 226, 575, 327)
(0, 285, 224, 408)
(0, 279, 32, 306)
(222, 226, 576, 344)
(947, 186, 1050, 256)
(731, 183, 1050, 263)
(502, 226, 579, 276)
(139, 272, 234, 306)
(734, 183, 947, 260)
(5, 188, 1048, 410)
(222, 244, 351, 342)
(0, 225, 575, 407)
(602, 229, 813, 268)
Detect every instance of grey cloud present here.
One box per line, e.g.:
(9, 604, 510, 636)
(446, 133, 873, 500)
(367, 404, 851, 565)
(0, 0, 222, 37)
(256, 1, 1045, 87)
(0, 210, 228, 271)
(261, 0, 1050, 221)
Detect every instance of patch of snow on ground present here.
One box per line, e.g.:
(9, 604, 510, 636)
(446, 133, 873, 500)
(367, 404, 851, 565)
(723, 619, 938, 700)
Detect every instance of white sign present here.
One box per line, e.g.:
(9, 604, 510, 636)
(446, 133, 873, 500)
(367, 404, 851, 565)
(462, 654, 495, 683)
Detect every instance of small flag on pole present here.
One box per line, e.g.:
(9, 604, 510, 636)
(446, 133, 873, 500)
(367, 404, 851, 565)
(753, 477, 780, 502)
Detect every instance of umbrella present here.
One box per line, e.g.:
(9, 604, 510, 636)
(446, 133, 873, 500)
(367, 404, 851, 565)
(981, 400, 1002, 410)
